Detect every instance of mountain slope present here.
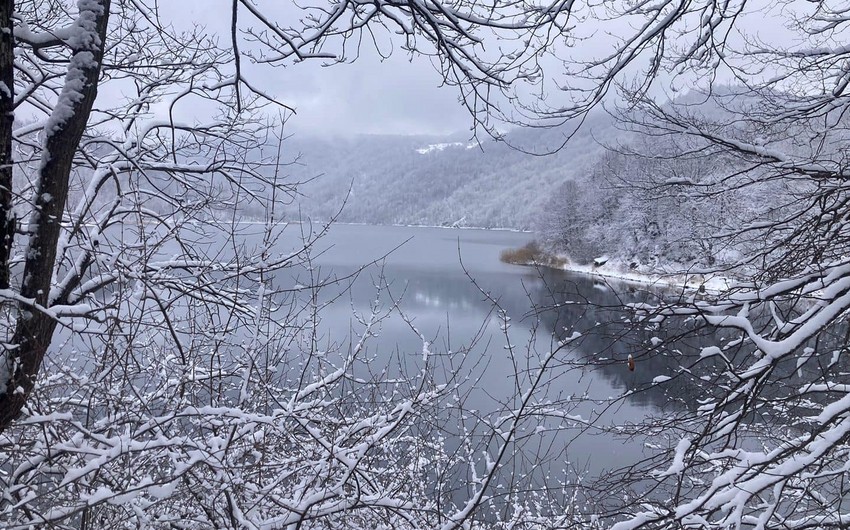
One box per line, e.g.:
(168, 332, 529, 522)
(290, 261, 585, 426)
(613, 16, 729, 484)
(280, 115, 616, 229)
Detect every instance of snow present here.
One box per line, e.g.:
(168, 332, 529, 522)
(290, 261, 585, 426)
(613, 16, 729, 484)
(42, 0, 105, 137)
(43, 52, 91, 135)
(551, 257, 734, 293)
(610, 511, 657, 530)
(415, 142, 465, 154)
(83, 486, 114, 505)
(415, 141, 479, 154)
(699, 346, 724, 359)
(654, 437, 690, 477)
(13, 20, 75, 46)
(66, 1, 105, 49)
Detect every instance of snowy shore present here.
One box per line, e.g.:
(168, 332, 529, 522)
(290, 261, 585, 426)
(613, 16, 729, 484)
(502, 245, 735, 293)
(554, 259, 735, 293)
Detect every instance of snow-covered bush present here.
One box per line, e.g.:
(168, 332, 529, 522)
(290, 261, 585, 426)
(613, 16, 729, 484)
(0, 265, 587, 528)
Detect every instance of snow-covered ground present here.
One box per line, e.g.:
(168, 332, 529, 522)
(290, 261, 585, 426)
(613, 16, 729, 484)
(415, 141, 479, 154)
(559, 259, 735, 293)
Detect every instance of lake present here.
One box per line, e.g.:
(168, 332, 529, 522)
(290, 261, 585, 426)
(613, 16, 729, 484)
(273, 223, 701, 479)
(28, 221, 747, 526)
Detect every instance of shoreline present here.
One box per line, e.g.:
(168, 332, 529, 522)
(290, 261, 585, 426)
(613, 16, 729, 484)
(502, 245, 734, 293)
(232, 219, 534, 233)
(554, 261, 734, 293)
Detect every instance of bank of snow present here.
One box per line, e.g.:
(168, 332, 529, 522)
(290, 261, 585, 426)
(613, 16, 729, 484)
(559, 258, 734, 293)
(501, 244, 734, 293)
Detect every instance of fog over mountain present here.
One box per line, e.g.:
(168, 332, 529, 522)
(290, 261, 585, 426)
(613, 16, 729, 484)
(280, 113, 616, 229)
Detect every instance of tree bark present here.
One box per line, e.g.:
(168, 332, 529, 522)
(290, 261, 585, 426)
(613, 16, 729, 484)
(0, 0, 111, 432)
(0, 0, 13, 292)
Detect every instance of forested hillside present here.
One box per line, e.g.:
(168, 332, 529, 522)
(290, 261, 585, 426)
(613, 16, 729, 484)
(280, 114, 614, 229)
(281, 94, 793, 276)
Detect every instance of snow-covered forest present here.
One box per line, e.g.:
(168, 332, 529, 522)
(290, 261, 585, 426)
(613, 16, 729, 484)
(275, 114, 614, 229)
(283, 102, 772, 275)
(2, 0, 850, 529)
(537, 104, 773, 272)
(283, 98, 782, 277)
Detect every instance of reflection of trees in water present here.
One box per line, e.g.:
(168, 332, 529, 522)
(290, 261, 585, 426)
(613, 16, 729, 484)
(528, 269, 850, 413)
(311, 262, 850, 426)
(525, 267, 850, 521)
(527, 269, 733, 411)
(306, 264, 543, 316)
(387, 267, 545, 317)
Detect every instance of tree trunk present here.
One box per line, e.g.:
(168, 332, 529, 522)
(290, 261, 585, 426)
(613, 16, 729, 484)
(0, 0, 13, 292)
(0, 0, 111, 432)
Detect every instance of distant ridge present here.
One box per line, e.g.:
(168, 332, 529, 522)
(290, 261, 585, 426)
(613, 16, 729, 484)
(278, 113, 616, 230)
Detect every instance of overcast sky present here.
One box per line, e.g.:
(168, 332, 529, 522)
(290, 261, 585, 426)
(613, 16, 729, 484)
(265, 52, 474, 137)
(168, 1, 666, 138)
(169, 0, 798, 139)
(174, 1, 476, 137)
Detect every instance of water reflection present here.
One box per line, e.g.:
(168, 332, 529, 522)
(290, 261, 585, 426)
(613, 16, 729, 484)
(41, 222, 847, 523)
(56, 222, 730, 480)
(284, 225, 689, 478)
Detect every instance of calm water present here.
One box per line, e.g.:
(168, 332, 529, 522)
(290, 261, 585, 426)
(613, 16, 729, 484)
(273, 223, 693, 477)
(50, 221, 706, 483)
(41, 220, 823, 521)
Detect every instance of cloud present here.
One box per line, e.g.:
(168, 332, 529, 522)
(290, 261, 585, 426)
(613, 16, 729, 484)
(166, 0, 473, 136)
(259, 49, 472, 136)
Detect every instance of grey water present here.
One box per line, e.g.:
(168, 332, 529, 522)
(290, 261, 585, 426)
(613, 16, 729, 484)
(273, 223, 693, 478)
(40, 220, 826, 522)
(48, 220, 708, 486)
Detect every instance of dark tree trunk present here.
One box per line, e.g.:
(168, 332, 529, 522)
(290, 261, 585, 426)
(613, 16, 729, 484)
(0, 0, 13, 292)
(0, 0, 111, 432)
